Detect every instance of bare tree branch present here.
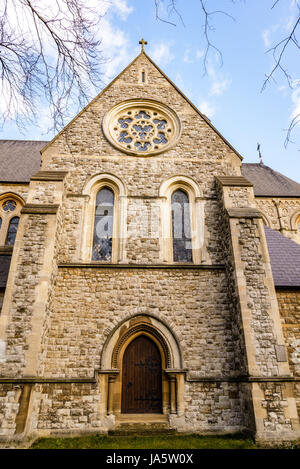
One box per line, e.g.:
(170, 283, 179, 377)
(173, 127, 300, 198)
(0, 0, 106, 132)
(153, 0, 184, 27)
(261, 16, 300, 92)
(154, 0, 235, 73)
(154, 0, 300, 147)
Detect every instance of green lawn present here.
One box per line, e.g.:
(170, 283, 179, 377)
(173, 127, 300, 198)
(30, 433, 262, 450)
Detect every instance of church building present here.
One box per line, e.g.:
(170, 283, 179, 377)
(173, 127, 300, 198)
(0, 41, 299, 443)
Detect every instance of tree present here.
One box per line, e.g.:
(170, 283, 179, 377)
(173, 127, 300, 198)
(154, 0, 300, 147)
(0, 0, 106, 132)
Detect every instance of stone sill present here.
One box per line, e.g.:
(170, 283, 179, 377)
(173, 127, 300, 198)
(57, 263, 226, 270)
(21, 204, 59, 215)
(0, 246, 13, 255)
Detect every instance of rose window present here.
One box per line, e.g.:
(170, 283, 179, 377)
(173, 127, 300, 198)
(103, 100, 181, 156)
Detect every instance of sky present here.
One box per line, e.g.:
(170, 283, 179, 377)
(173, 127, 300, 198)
(1, 0, 300, 181)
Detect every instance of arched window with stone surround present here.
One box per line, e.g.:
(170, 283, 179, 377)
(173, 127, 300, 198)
(171, 189, 193, 263)
(81, 174, 127, 263)
(92, 187, 115, 261)
(0, 194, 24, 247)
(159, 176, 204, 264)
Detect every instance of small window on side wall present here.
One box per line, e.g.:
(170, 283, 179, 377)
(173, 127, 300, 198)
(5, 217, 20, 246)
(0, 195, 23, 247)
(171, 189, 193, 263)
(92, 187, 115, 261)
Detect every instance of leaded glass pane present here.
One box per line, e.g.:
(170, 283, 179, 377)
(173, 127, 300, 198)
(5, 216, 19, 246)
(171, 190, 193, 262)
(92, 187, 114, 261)
(3, 200, 16, 212)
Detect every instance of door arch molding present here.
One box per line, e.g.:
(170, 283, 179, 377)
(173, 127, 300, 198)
(100, 315, 182, 371)
(99, 315, 185, 418)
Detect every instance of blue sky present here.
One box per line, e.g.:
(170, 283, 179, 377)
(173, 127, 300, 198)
(1, 0, 300, 181)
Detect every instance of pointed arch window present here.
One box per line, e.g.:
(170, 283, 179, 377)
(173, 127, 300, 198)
(92, 187, 115, 261)
(171, 189, 193, 262)
(159, 176, 204, 264)
(0, 194, 24, 247)
(5, 217, 20, 246)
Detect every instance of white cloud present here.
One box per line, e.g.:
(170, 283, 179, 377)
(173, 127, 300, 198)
(174, 74, 193, 100)
(98, 17, 132, 81)
(151, 42, 174, 66)
(210, 79, 231, 96)
(291, 87, 300, 120)
(109, 0, 134, 20)
(198, 100, 216, 119)
(206, 62, 231, 97)
(262, 29, 272, 48)
(184, 48, 204, 64)
(196, 50, 204, 60)
(183, 49, 193, 64)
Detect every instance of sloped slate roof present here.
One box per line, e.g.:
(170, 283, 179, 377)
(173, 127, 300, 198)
(264, 226, 300, 287)
(0, 140, 46, 182)
(242, 163, 300, 197)
(1, 141, 300, 198)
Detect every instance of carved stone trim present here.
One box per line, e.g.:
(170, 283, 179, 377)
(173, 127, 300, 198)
(31, 171, 68, 181)
(21, 204, 59, 215)
(112, 322, 171, 368)
(226, 207, 262, 219)
(216, 176, 253, 187)
(58, 263, 225, 270)
(103, 99, 181, 156)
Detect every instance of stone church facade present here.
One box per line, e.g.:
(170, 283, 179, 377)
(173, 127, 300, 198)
(0, 44, 300, 443)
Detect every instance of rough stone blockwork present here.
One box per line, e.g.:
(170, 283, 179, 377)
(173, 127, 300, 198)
(42, 268, 233, 378)
(0, 215, 46, 377)
(32, 383, 101, 432)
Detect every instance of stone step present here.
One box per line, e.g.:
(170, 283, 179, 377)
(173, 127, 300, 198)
(109, 423, 176, 437)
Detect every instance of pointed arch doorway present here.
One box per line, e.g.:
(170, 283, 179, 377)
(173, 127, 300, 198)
(121, 335, 162, 414)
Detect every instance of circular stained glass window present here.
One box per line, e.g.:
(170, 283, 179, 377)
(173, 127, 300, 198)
(103, 99, 181, 156)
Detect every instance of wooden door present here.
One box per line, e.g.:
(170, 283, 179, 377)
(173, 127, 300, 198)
(121, 335, 162, 414)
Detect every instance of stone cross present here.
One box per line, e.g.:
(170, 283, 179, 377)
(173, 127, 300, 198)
(139, 38, 148, 52)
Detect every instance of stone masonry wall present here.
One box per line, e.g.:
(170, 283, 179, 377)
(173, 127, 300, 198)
(0, 184, 29, 204)
(41, 267, 236, 379)
(0, 384, 21, 437)
(276, 289, 300, 378)
(184, 381, 245, 432)
(31, 383, 101, 432)
(0, 215, 47, 377)
(40, 53, 241, 266)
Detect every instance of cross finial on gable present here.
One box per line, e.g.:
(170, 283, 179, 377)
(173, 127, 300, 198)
(139, 38, 148, 52)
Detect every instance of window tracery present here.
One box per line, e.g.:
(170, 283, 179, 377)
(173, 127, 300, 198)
(103, 99, 181, 156)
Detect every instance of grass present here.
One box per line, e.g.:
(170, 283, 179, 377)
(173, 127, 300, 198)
(30, 433, 260, 450)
